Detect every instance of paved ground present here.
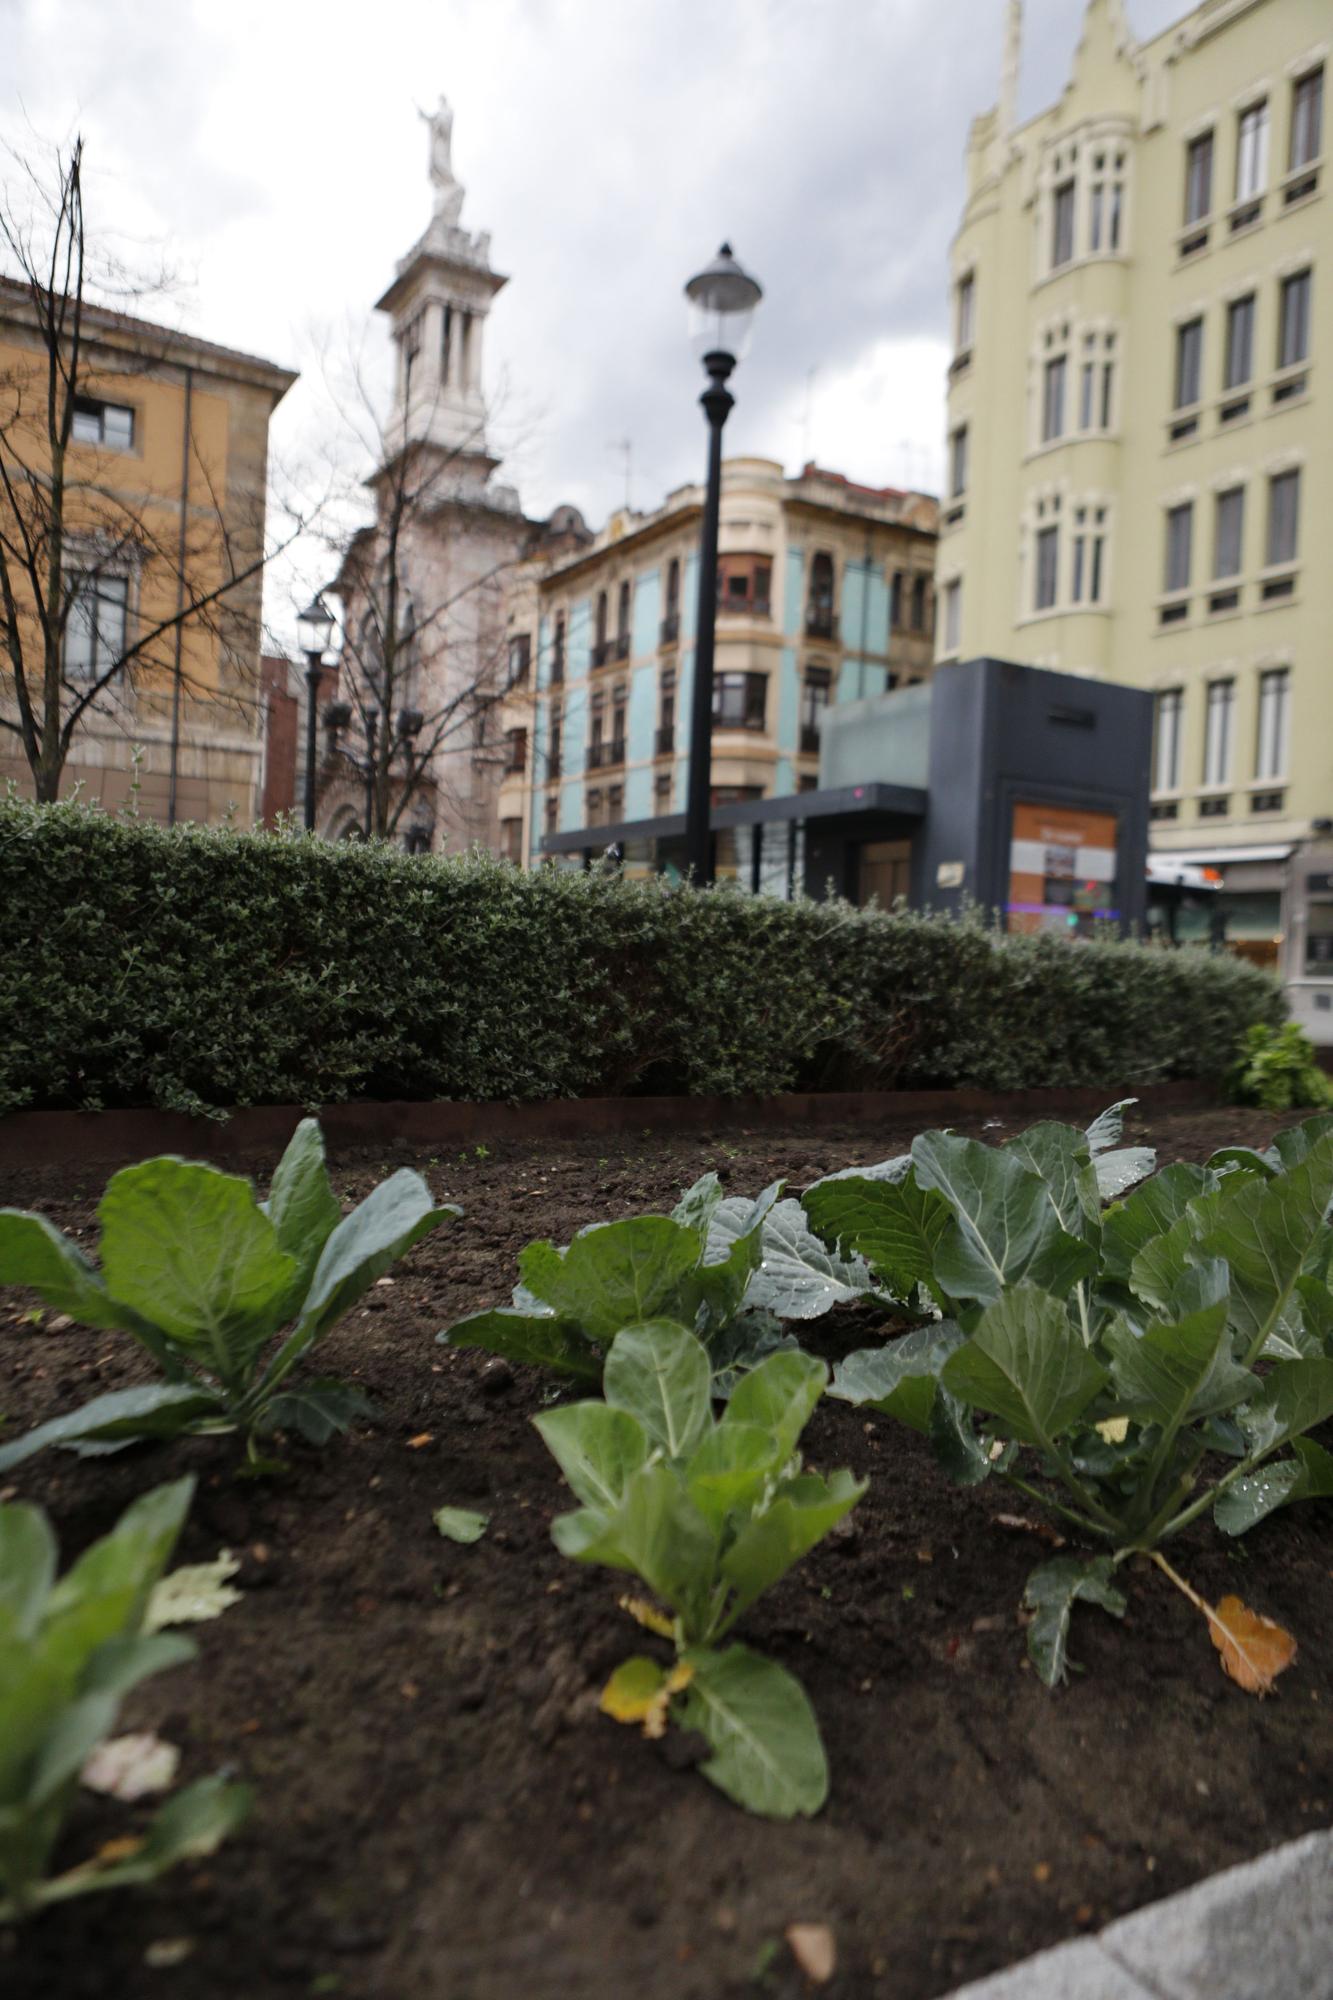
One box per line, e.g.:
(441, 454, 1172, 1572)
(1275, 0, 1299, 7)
(946, 1828, 1332, 2000)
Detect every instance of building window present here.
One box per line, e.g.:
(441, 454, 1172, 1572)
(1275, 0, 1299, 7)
(1223, 294, 1255, 389)
(911, 574, 927, 631)
(611, 682, 627, 760)
(1214, 487, 1245, 579)
(717, 554, 772, 615)
(662, 557, 681, 642)
(1235, 100, 1269, 201)
(544, 792, 558, 838)
(586, 786, 604, 828)
(1278, 270, 1312, 369)
(1035, 525, 1059, 611)
(71, 396, 135, 450)
(1153, 688, 1183, 792)
(712, 672, 767, 731)
(1289, 66, 1323, 172)
(400, 313, 423, 401)
(615, 581, 631, 657)
(806, 552, 836, 637)
(654, 772, 672, 813)
(547, 701, 562, 780)
(1070, 506, 1107, 605)
(949, 423, 968, 498)
(63, 571, 129, 680)
(955, 271, 975, 351)
(1266, 469, 1300, 566)
(1255, 667, 1290, 780)
(551, 612, 565, 684)
(1079, 352, 1095, 429)
(800, 665, 832, 753)
(504, 726, 527, 775)
(1051, 179, 1075, 268)
(1041, 353, 1067, 442)
(1174, 318, 1203, 408)
(1164, 502, 1193, 594)
(657, 665, 676, 754)
(589, 686, 605, 758)
(1203, 678, 1234, 786)
(594, 590, 608, 659)
(1184, 130, 1213, 224)
(507, 633, 532, 687)
(607, 784, 623, 823)
(499, 817, 523, 864)
(942, 578, 961, 654)
(890, 570, 903, 628)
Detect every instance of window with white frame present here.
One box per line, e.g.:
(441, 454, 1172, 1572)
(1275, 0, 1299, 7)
(1184, 130, 1214, 224)
(1164, 503, 1194, 594)
(1070, 506, 1107, 606)
(1035, 525, 1059, 611)
(1051, 180, 1076, 268)
(949, 423, 968, 499)
(63, 571, 129, 681)
(1079, 338, 1096, 429)
(1255, 667, 1290, 780)
(1223, 294, 1255, 389)
(1086, 149, 1126, 252)
(1289, 66, 1323, 172)
(1235, 100, 1269, 201)
(1153, 688, 1183, 791)
(955, 271, 975, 352)
(942, 578, 961, 654)
(1214, 488, 1245, 579)
(1266, 468, 1300, 566)
(1174, 318, 1203, 408)
(1041, 354, 1067, 442)
(1203, 678, 1234, 785)
(1100, 334, 1116, 428)
(71, 397, 135, 451)
(1278, 270, 1311, 369)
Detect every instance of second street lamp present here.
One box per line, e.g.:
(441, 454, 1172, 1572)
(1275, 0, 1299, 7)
(296, 595, 337, 833)
(682, 243, 763, 887)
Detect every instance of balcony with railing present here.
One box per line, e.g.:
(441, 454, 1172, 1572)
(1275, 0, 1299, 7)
(654, 725, 675, 757)
(586, 737, 627, 772)
(660, 612, 680, 647)
(805, 604, 838, 642)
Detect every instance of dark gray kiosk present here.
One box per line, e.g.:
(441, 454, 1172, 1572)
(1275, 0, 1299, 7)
(539, 657, 1153, 936)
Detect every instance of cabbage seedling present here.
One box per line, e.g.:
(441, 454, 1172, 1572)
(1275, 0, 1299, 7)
(0, 1476, 249, 1922)
(536, 1323, 865, 1817)
(821, 1110, 1333, 1687)
(0, 1119, 458, 1472)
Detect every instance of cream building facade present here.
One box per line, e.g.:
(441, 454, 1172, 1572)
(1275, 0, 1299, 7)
(941, 0, 1332, 1036)
(517, 458, 938, 891)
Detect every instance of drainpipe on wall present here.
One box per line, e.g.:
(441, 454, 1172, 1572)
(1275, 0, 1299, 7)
(166, 363, 194, 826)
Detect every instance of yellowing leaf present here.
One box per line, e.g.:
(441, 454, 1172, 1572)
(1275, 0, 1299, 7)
(1095, 1415, 1130, 1444)
(145, 1551, 242, 1632)
(786, 1923, 836, 1984)
(644, 1661, 694, 1740)
(618, 1594, 674, 1639)
(600, 1656, 665, 1724)
(1209, 1594, 1298, 1696)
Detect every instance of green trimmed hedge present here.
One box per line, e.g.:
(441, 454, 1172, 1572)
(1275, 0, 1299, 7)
(0, 802, 1284, 1117)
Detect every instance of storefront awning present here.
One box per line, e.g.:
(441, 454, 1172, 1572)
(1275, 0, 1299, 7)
(1156, 844, 1295, 865)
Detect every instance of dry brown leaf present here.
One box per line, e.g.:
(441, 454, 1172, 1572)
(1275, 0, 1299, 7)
(786, 1923, 836, 1985)
(993, 1512, 1066, 1548)
(1209, 1594, 1297, 1695)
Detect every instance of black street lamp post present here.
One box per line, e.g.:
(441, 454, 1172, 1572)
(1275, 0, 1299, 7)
(682, 244, 763, 887)
(295, 595, 337, 833)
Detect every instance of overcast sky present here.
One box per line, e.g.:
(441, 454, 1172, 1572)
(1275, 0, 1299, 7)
(6, 0, 1187, 635)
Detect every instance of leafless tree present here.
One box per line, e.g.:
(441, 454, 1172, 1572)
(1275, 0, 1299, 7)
(0, 136, 305, 804)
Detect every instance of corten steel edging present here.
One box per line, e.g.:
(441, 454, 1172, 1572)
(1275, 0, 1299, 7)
(0, 1080, 1221, 1172)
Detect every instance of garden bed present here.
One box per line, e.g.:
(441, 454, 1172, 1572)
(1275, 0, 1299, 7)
(2, 1103, 1331, 2000)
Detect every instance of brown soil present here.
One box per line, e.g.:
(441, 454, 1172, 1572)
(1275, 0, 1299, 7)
(1, 1104, 1330, 2000)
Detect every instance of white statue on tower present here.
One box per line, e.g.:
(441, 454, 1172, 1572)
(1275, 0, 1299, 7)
(421, 96, 465, 226)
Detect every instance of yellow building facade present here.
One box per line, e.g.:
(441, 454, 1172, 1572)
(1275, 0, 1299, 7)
(0, 280, 294, 822)
(942, 0, 1332, 1036)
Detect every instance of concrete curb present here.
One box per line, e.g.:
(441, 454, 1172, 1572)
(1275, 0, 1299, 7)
(944, 1827, 1332, 1999)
